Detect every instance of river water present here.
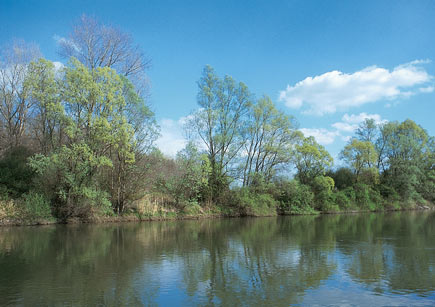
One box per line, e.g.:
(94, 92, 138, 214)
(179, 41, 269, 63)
(0, 211, 434, 306)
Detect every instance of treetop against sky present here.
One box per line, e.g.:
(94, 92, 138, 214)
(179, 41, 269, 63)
(1, 0, 434, 159)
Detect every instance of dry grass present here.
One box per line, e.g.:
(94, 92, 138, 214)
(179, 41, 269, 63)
(0, 200, 21, 220)
(130, 194, 178, 216)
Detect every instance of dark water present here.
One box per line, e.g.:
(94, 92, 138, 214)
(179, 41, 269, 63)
(0, 212, 434, 306)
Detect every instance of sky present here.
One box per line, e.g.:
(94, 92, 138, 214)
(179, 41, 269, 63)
(1, 0, 434, 163)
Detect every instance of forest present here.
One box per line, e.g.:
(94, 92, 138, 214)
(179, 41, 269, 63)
(0, 16, 434, 224)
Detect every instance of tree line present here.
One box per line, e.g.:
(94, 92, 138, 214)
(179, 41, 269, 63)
(0, 16, 434, 223)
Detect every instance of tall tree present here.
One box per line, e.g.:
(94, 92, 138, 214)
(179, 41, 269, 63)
(58, 15, 151, 93)
(190, 65, 252, 200)
(242, 96, 298, 186)
(0, 40, 40, 149)
(340, 138, 378, 182)
(30, 59, 136, 218)
(379, 119, 431, 201)
(356, 118, 378, 143)
(294, 136, 333, 185)
(25, 58, 64, 154)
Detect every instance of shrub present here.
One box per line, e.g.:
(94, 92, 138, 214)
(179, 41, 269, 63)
(312, 176, 335, 212)
(275, 180, 316, 214)
(0, 146, 35, 198)
(233, 188, 277, 216)
(335, 190, 352, 210)
(182, 201, 203, 216)
(354, 183, 382, 211)
(21, 191, 53, 220)
(326, 167, 355, 190)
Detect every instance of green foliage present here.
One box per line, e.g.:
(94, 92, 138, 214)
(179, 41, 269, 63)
(182, 201, 203, 216)
(176, 142, 211, 204)
(2, 57, 435, 223)
(232, 188, 278, 216)
(312, 176, 336, 212)
(378, 120, 431, 202)
(353, 183, 382, 211)
(294, 136, 333, 185)
(191, 65, 252, 200)
(0, 146, 35, 198)
(21, 191, 53, 220)
(334, 190, 352, 211)
(29, 144, 113, 219)
(242, 96, 298, 186)
(326, 167, 355, 190)
(25, 58, 64, 154)
(274, 180, 316, 214)
(340, 138, 378, 182)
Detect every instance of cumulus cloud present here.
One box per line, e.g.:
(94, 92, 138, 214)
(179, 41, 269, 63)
(279, 61, 433, 115)
(332, 112, 387, 133)
(155, 117, 189, 157)
(301, 112, 387, 146)
(299, 128, 339, 145)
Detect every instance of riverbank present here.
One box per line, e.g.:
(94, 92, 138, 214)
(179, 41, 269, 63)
(1, 201, 433, 227)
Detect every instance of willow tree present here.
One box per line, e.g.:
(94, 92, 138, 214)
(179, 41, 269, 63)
(190, 65, 252, 200)
(340, 139, 378, 183)
(58, 15, 151, 93)
(29, 58, 135, 218)
(242, 96, 298, 186)
(294, 136, 333, 185)
(25, 58, 64, 154)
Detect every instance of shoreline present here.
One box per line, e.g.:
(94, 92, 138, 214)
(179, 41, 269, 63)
(1, 205, 433, 227)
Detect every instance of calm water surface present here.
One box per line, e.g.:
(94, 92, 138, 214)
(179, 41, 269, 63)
(0, 211, 434, 306)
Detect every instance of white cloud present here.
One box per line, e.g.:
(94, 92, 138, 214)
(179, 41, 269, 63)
(419, 86, 434, 93)
(332, 112, 386, 133)
(332, 112, 387, 133)
(299, 128, 339, 145)
(279, 61, 433, 115)
(53, 35, 81, 53)
(155, 117, 189, 157)
(53, 61, 64, 71)
(301, 112, 388, 146)
(341, 112, 385, 124)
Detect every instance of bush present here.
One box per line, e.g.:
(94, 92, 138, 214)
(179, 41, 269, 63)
(335, 190, 352, 210)
(21, 191, 53, 220)
(182, 201, 203, 216)
(274, 180, 316, 214)
(233, 188, 277, 216)
(327, 167, 355, 190)
(0, 146, 35, 198)
(312, 176, 335, 212)
(354, 183, 382, 211)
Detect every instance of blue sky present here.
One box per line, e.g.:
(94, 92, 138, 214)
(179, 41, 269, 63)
(1, 0, 434, 161)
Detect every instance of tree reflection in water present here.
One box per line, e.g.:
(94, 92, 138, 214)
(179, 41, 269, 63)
(0, 211, 434, 305)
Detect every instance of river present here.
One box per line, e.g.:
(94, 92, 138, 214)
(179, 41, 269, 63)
(0, 211, 434, 306)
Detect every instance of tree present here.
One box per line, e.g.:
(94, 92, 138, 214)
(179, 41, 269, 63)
(294, 136, 333, 185)
(29, 58, 135, 219)
(340, 139, 378, 182)
(25, 58, 64, 154)
(242, 96, 298, 186)
(326, 167, 355, 190)
(106, 76, 159, 213)
(356, 118, 378, 143)
(189, 65, 252, 200)
(170, 142, 211, 205)
(379, 119, 431, 201)
(58, 15, 150, 93)
(0, 39, 41, 149)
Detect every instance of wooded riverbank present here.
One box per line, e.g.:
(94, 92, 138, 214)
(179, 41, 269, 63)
(1, 200, 432, 227)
